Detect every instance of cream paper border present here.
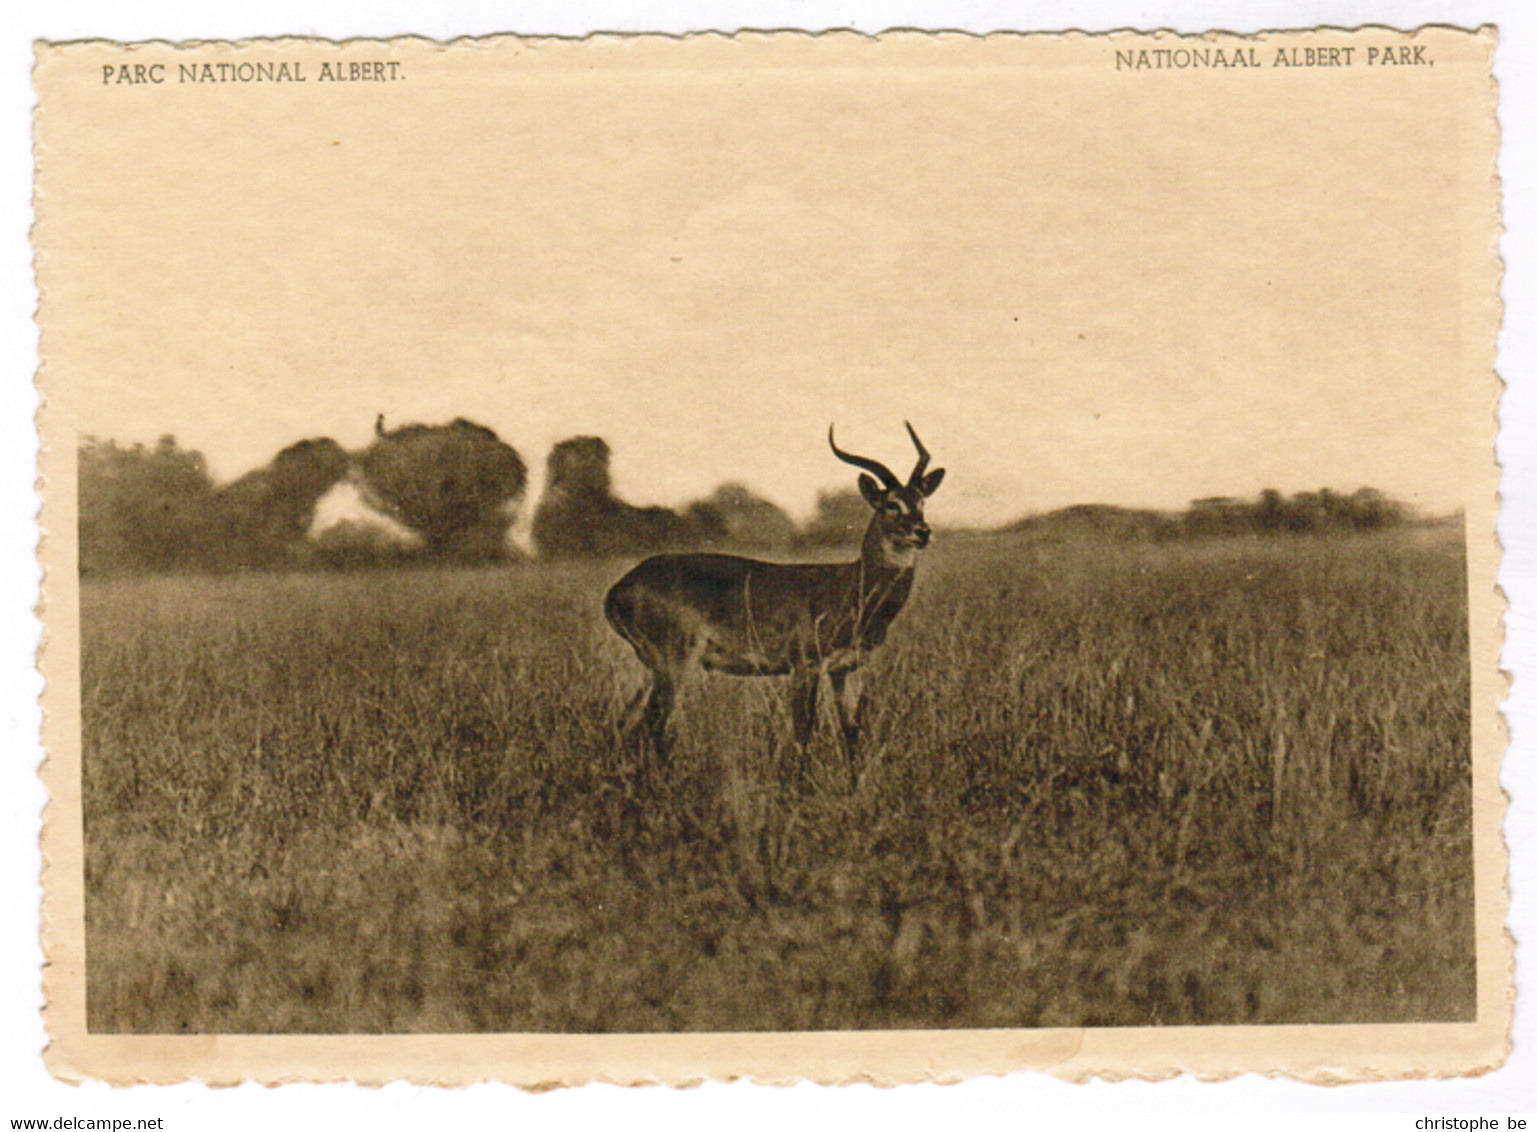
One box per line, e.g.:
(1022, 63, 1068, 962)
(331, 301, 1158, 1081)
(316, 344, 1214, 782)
(34, 27, 1508, 1085)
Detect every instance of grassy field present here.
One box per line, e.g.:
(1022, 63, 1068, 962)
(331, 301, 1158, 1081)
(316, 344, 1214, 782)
(80, 528, 1475, 1032)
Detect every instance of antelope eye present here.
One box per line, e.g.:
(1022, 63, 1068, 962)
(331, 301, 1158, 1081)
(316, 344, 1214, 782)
(884, 501, 901, 513)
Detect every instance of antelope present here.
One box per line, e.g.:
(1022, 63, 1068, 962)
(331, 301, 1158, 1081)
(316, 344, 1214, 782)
(604, 423, 945, 788)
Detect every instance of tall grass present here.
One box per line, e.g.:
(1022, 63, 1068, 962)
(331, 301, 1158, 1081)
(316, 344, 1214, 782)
(81, 529, 1474, 1032)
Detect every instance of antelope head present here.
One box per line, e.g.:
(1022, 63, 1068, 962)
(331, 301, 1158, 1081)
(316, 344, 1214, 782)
(829, 422, 946, 568)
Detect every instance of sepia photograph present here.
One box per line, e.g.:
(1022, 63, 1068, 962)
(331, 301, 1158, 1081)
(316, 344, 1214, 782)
(27, 21, 1511, 1088)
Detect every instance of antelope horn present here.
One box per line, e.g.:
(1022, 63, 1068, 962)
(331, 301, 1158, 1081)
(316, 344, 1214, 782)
(828, 424, 900, 489)
(904, 421, 930, 487)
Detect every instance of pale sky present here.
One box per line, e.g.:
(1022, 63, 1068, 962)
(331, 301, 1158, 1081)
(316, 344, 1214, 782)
(38, 34, 1491, 527)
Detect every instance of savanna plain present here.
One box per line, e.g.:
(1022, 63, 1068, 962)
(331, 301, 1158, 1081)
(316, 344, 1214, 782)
(81, 527, 1475, 1032)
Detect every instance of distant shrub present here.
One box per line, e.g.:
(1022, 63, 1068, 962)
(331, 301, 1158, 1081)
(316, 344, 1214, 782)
(798, 487, 871, 548)
(533, 436, 712, 559)
(309, 519, 425, 569)
(686, 482, 796, 554)
(1184, 487, 1408, 537)
(216, 437, 351, 567)
(78, 435, 222, 575)
(1004, 488, 1413, 546)
(79, 418, 529, 574)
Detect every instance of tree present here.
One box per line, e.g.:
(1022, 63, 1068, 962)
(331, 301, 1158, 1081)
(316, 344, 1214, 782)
(1346, 486, 1404, 530)
(533, 436, 703, 559)
(218, 436, 350, 566)
(360, 417, 527, 562)
(686, 482, 796, 554)
(1256, 488, 1286, 532)
(78, 435, 221, 574)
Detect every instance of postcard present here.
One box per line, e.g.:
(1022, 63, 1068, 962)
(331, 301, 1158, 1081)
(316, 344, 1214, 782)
(33, 28, 1506, 1084)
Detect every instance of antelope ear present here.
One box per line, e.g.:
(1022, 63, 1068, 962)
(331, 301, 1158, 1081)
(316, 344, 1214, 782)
(858, 473, 885, 508)
(918, 467, 946, 497)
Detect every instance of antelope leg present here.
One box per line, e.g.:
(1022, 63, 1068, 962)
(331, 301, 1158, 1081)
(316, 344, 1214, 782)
(641, 675, 676, 771)
(787, 666, 821, 786)
(829, 667, 864, 789)
(618, 680, 649, 743)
